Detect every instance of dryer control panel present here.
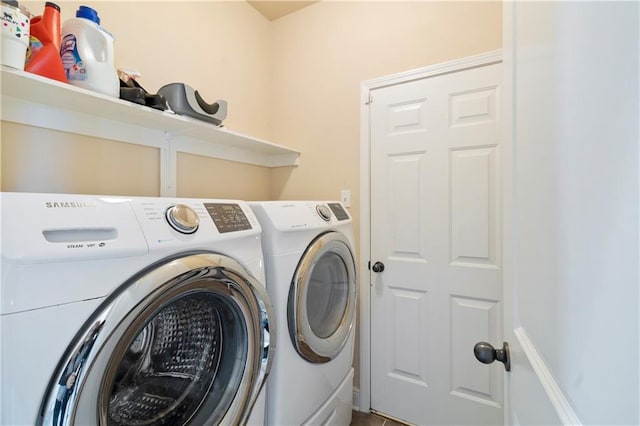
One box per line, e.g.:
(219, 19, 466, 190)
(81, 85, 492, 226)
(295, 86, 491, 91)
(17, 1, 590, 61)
(327, 203, 349, 221)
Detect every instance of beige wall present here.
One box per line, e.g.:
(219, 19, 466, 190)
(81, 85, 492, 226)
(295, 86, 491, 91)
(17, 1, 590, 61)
(269, 1, 502, 389)
(177, 153, 271, 200)
(1, 122, 160, 195)
(2, 0, 501, 395)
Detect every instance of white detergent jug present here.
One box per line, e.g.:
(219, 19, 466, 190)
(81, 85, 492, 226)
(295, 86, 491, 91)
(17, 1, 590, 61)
(60, 5, 118, 97)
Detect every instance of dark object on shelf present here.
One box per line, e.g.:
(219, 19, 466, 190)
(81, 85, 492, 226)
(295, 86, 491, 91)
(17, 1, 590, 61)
(119, 78, 168, 111)
(157, 83, 227, 126)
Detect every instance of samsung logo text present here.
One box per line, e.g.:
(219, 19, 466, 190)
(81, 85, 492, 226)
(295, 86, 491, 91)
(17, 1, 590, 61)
(45, 201, 97, 208)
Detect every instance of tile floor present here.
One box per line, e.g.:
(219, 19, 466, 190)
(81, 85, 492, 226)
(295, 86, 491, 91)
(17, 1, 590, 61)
(351, 410, 408, 426)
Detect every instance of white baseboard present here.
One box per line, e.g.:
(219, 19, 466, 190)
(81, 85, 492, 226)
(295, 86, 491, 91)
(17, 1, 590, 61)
(352, 387, 361, 411)
(515, 327, 581, 425)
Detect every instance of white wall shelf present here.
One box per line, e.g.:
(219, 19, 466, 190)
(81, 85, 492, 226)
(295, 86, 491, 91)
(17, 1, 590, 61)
(0, 66, 300, 195)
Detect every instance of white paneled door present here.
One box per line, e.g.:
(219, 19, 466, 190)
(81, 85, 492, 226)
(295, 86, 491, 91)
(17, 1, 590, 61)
(369, 63, 503, 425)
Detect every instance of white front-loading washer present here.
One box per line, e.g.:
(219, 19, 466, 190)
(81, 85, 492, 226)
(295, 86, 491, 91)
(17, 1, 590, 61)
(249, 201, 357, 426)
(0, 192, 275, 426)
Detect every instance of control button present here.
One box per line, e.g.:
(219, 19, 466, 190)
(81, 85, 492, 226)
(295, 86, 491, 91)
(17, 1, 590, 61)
(165, 204, 199, 234)
(316, 205, 332, 221)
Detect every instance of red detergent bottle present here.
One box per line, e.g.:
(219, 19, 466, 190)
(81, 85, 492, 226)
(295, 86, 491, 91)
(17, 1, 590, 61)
(25, 1, 66, 82)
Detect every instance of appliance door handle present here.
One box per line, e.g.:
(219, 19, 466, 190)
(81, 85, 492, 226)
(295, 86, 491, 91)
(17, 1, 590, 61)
(473, 341, 511, 371)
(371, 261, 385, 273)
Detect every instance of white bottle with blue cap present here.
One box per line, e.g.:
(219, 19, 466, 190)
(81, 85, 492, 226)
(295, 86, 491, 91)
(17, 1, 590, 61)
(60, 5, 118, 97)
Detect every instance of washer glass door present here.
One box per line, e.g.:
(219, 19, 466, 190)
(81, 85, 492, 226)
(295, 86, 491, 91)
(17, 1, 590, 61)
(39, 253, 274, 426)
(288, 231, 357, 363)
(104, 290, 246, 425)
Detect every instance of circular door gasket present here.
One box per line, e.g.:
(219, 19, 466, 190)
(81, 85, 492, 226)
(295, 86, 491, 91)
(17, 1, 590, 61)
(288, 232, 357, 363)
(38, 253, 275, 426)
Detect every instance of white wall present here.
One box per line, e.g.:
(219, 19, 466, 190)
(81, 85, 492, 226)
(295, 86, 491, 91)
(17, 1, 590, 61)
(508, 1, 639, 423)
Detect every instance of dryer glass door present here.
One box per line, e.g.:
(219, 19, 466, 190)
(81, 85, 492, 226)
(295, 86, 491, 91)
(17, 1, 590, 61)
(306, 251, 350, 339)
(39, 253, 274, 426)
(288, 231, 357, 363)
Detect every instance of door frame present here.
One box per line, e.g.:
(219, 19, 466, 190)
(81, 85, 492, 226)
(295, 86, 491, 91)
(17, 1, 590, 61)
(358, 50, 503, 413)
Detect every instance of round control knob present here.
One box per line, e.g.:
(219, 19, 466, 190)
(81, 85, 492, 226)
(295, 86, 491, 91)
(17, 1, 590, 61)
(165, 204, 199, 234)
(316, 205, 332, 221)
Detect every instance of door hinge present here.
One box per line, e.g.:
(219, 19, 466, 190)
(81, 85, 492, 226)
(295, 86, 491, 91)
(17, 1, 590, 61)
(365, 93, 373, 105)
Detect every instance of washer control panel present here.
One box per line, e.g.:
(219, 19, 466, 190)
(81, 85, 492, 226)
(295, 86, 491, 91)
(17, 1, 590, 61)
(131, 198, 258, 250)
(204, 203, 252, 233)
(165, 204, 200, 234)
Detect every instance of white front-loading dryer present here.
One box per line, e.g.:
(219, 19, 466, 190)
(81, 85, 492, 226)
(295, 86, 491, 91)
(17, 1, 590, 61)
(249, 201, 356, 426)
(0, 193, 275, 426)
